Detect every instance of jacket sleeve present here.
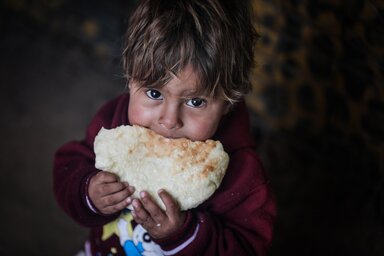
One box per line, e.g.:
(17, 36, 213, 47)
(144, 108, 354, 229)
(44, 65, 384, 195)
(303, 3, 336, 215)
(155, 148, 276, 256)
(53, 97, 125, 227)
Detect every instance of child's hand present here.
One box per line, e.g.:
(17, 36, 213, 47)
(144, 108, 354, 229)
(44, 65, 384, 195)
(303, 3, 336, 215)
(88, 171, 135, 215)
(131, 190, 186, 239)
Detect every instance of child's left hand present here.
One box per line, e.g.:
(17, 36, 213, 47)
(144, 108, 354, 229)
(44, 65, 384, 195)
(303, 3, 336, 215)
(130, 189, 186, 239)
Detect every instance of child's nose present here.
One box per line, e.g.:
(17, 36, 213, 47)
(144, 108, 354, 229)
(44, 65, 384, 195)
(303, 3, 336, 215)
(159, 104, 182, 130)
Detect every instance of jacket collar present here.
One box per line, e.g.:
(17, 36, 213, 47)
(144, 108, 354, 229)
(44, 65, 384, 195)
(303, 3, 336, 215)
(213, 100, 255, 153)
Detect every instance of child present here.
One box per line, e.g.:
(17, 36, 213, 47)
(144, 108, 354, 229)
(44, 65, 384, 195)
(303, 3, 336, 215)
(53, 0, 276, 255)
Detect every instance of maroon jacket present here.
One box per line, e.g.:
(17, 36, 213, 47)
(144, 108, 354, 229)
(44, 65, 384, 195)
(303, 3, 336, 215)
(53, 93, 276, 255)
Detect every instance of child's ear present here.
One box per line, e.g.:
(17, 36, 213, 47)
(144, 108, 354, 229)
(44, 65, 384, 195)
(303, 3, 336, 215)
(127, 80, 136, 92)
(222, 103, 231, 116)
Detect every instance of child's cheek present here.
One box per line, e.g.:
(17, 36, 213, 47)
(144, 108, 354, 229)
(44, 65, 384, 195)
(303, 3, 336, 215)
(128, 104, 152, 127)
(186, 119, 219, 141)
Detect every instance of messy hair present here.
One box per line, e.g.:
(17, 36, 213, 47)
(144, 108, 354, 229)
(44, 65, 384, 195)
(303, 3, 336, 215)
(122, 0, 258, 103)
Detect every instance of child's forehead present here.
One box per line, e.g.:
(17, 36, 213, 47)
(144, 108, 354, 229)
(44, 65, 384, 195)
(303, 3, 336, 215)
(157, 66, 211, 95)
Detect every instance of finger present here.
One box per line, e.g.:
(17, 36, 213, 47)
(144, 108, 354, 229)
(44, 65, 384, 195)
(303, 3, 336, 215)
(131, 198, 150, 223)
(101, 186, 133, 207)
(102, 197, 130, 214)
(97, 182, 129, 197)
(139, 191, 166, 223)
(93, 171, 120, 184)
(158, 189, 180, 216)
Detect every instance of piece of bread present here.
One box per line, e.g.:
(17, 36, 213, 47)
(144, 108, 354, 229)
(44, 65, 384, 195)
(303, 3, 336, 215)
(94, 125, 229, 210)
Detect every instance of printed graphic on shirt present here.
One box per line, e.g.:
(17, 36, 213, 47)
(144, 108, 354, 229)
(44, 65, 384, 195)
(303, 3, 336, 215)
(102, 209, 163, 256)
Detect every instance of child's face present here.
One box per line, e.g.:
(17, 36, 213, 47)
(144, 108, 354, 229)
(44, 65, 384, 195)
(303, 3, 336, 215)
(128, 66, 229, 141)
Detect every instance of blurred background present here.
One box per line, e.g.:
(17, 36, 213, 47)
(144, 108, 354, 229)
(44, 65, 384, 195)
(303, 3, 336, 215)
(0, 0, 383, 255)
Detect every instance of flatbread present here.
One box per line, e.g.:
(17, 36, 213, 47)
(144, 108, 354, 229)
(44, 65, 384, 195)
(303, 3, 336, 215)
(94, 125, 229, 210)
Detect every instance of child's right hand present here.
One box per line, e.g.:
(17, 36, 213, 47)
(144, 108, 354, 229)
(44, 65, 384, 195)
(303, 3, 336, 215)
(88, 171, 135, 215)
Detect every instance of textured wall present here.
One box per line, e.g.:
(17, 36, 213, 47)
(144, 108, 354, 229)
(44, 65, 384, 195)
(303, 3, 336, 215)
(248, 0, 384, 255)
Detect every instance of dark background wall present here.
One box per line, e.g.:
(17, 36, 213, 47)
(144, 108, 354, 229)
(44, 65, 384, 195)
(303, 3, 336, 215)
(0, 0, 383, 255)
(0, 0, 136, 254)
(248, 1, 384, 255)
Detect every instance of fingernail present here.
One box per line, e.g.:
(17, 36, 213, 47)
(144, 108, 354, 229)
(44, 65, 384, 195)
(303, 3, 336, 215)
(126, 197, 132, 204)
(132, 199, 139, 208)
(140, 191, 146, 198)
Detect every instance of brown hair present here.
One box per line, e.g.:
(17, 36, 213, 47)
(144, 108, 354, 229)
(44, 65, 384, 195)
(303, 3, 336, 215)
(122, 0, 258, 103)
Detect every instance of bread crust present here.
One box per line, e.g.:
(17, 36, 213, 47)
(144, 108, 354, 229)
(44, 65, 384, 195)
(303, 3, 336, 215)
(94, 125, 229, 210)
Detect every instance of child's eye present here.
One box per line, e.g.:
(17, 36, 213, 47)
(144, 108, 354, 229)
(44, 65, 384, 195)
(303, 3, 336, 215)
(186, 98, 206, 108)
(146, 89, 163, 100)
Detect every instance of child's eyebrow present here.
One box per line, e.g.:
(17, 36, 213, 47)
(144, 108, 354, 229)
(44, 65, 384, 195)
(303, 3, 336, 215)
(182, 89, 199, 96)
(180, 90, 209, 99)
